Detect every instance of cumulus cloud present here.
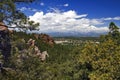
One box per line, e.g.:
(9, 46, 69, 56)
(29, 9, 111, 34)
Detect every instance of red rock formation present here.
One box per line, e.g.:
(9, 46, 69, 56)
(39, 33, 55, 46)
(34, 34, 39, 39)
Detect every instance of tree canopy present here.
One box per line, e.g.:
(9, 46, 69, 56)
(0, 0, 39, 31)
(0, 22, 120, 79)
(79, 22, 120, 79)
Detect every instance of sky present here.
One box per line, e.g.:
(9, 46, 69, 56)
(17, 0, 120, 36)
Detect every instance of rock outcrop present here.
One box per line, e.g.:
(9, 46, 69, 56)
(27, 39, 49, 61)
(34, 33, 55, 46)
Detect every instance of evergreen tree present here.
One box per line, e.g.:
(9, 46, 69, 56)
(79, 22, 120, 79)
(0, 0, 39, 31)
(109, 22, 120, 39)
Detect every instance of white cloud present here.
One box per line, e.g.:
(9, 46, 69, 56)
(29, 9, 111, 34)
(102, 17, 120, 20)
(18, 7, 39, 12)
(113, 17, 120, 20)
(48, 7, 62, 13)
(18, 7, 27, 11)
(90, 19, 103, 25)
(40, 2, 44, 6)
(102, 17, 112, 20)
(64, 4, 69, 7)
(57, 3, 69, 7)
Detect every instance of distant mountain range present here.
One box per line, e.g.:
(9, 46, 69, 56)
(45, 31, 108, 37)
(29, 31, 108, 37)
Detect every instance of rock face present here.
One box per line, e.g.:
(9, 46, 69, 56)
(0, 22, 8, 31)
(26, 38, 49, 61)
(33, 34, 39, 39)
(27, 38, 35, 46)
(40, 51, 49, 61)
(34, 33, 55, 46)
(39, 34, 55, 46)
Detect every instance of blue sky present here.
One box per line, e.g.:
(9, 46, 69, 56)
(17, 0, 120, 36)
(18, 0, 120, 17)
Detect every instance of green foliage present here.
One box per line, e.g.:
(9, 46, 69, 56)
(79, 22, 120, 80)
(0, 0, 39, 31)
(0, 22, 120, 80)
(0, 0, 16, 22)
(109, 22, 120, 40)
(0, 31, 81, 80)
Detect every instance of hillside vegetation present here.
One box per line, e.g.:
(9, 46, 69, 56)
(0, 22, 120, 80)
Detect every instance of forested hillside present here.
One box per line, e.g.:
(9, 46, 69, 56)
(0, 22, 120, 80)
(0, 31, 80, 80)
(1, 0, 120, 80)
